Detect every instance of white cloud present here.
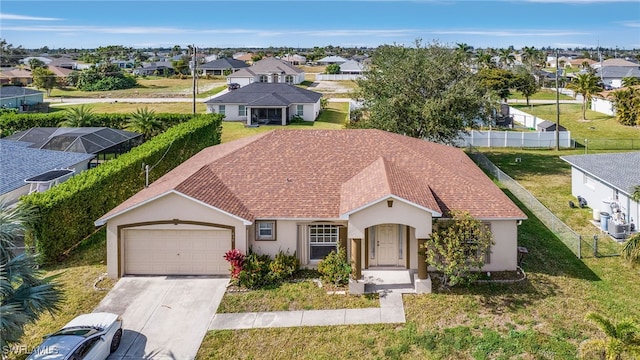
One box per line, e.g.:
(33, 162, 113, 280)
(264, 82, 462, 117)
(0, 13, 62, 21)
(620, 21, 640, 27)
(430, 29, 589, 37)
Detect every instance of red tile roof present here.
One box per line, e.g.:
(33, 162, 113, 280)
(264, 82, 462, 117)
(97, 129, 526, 224)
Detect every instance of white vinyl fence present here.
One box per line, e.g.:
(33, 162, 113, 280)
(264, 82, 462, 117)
(456, 130, 574, 148)
(509, 107, 548, 129)
(315, 74, 363, 81)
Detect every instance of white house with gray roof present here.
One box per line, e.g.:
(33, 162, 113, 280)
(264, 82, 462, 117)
(0, 140, 94, 205)
(226, 57, 305, 87)
(204, 83, 322, 125)
(561, 152, 639, 239)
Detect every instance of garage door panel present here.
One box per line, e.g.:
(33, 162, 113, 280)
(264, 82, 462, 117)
(124, 229, 231, 276)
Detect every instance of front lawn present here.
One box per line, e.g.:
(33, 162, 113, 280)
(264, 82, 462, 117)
(51, 102, 208, 114)
(509, 89, 573, 101)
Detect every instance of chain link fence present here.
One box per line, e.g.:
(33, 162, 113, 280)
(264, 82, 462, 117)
(468, 148, 588, 259)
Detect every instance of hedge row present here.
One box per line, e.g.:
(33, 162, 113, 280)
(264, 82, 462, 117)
(22, 113, 223, 262)
(0, 112, 197, 136)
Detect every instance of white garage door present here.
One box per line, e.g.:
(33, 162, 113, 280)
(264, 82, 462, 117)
(124, 229, 231, 275)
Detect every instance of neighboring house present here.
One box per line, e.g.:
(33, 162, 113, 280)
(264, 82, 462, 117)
(0, 86, 44, 111)
(0, 68, 33, 85)
(95, 129, 527, 288)
(536, 120, 567, 132)
(233, 52, 255, 64)
(4, 127, 143, 167)
(591, 85, 640, 116)
(561, 152, 639, 240)
(595, 66, 640, 89)
(568, 58, 597, 69)
(0, 139, 94, 205)
(204, 83, 322, 125)
(111, 59, 135, 69)
(226, 57, 305, 87)
(281, 54, 307, 65)
(199, 57, 249, 76)
(133, 62, 175, 76)
(48, 66, 74, 83)
(339, 60, 365, 75)
(317, 56, 348, 65)
(48, 56, 85, 70)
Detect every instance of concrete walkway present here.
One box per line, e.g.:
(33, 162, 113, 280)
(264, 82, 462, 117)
(209, 270, 413, 330)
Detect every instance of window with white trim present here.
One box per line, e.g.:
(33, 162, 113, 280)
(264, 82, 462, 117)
(256, 220, 276, 241)
(309, 224, 338, 260)
(239, 105, 246, 117)
(259, 75, 268, 83)
(285, 75, 294, 84)
(218, 105, 226, 115)
(296, 105, 304, 116)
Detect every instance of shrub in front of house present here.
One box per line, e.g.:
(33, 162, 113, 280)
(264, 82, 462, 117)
(317, 247, 351, 285)
(22, 113, 223, 262)
(226, 249, 300, 289)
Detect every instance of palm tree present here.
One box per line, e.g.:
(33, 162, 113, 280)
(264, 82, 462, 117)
(579, 312, 640, 359)
(567, 73, 602, 120)
(0, 201, 62, 348)
(456, 43, 473, 62)
(474, 50, 493, 69)
(621, 77, 640, 87)
(125, 107, 164, 140)
(497, 48, 515, 69)
(58, 104, 96, 127)
(521, 46, 542, 71)
(622, 233, 640, 266)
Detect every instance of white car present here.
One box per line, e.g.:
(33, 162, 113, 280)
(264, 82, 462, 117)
(27, 312, 123, 360)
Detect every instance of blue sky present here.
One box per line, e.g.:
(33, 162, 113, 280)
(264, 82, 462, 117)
(1, 0, 639, 50)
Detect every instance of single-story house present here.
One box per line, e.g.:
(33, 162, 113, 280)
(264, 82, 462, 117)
(204, 83, 321, 125)
(199, 57, 249, 76)
(595, 66, 640, 89)
(0, 69, 33, 86)
(561, 152, 639, 240)
(0, 140, 94, 205)
(536, 120, 567, 132)
(339, 60, 365, 75)
(0, 86, 44, 110)
(95, 129, 527, 290)
(4, 127, 143, 167)
(226, 57, 305, 87)
(317, 56, 348, 65)
(281, 54, 307, 66)
(133, 62, 175, 76)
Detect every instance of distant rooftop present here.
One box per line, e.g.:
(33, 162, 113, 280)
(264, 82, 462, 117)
(5, 127, 142, 154)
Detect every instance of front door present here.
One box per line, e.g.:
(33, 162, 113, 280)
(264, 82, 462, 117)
(376, 224, 397, 265)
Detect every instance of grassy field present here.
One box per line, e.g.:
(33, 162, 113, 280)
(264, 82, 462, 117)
(51, 102, 208, 113)
(512, 103, 640, 149)
(508, 89, 573, 101)
(46, 77, 226, 99)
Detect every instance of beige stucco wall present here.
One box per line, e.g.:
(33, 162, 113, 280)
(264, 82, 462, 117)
(104, 192, 248, 278)
(482, 220, 519, 271)
(248, 220, 299, 257)
(347, 199, 433, 239)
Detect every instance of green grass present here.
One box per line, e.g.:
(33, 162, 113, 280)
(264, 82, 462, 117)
(45, 78, 225, 99)
(51, 102, 208, 114)
(508, 89, 573, 101)
(14, 228, 114, 360)
(512, 103, 640, 148)
(219, 279, 378, 313)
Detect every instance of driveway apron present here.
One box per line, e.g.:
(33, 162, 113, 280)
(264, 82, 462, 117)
(94, 276, 228, 360)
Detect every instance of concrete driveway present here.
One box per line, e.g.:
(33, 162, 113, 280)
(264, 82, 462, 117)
(94, 276, 229, 360)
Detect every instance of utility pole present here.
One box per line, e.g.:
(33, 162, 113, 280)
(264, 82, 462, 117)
(555, 49, 560, 151)
(192, 44, 197, 115)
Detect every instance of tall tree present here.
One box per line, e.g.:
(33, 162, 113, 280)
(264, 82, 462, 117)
(521, 46, 542, 71)
(477, 67, 513, 101)
(28, 58, 46, 70)
(31, 68, 58, 96)
(567, 73, 602, 120)
(0, 201, 63, 348)
(513, 67, 540, 106)
(474, 50, 494, 69)
(456, 42, 473, 62)
(422, 210, 494, 287)
(498, 48, 515, 69)
(0, 39, 27, 67)
(353, 40, 494, 144)
(609, 87, 640, 126)
(579, 312, 640, 359)
(621, 77, 640, 87)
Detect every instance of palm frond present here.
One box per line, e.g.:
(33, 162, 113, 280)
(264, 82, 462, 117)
(586, 312, 618, 338)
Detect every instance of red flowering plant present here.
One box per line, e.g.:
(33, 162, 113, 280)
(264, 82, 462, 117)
(223, 249, 246, 282)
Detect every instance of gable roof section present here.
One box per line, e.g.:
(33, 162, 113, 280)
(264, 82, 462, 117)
(318, 56, 348, 64)
(596, 66, 640, 78)
(0, 140, 94, 194)
(200, 57, 249, 70)
(340, 156, 441, 215)
(205, 83, 322, 105)
(561, 152, 640, 195)
(340, 60, 364, 72)
(228, 57, 303, 78)
(98, 130, 526, 225)
(602, 58, 639, 67)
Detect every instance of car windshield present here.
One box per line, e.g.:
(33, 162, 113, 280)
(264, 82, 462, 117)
(27, 335, 84, 360)
(54, 326, 102, 337)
